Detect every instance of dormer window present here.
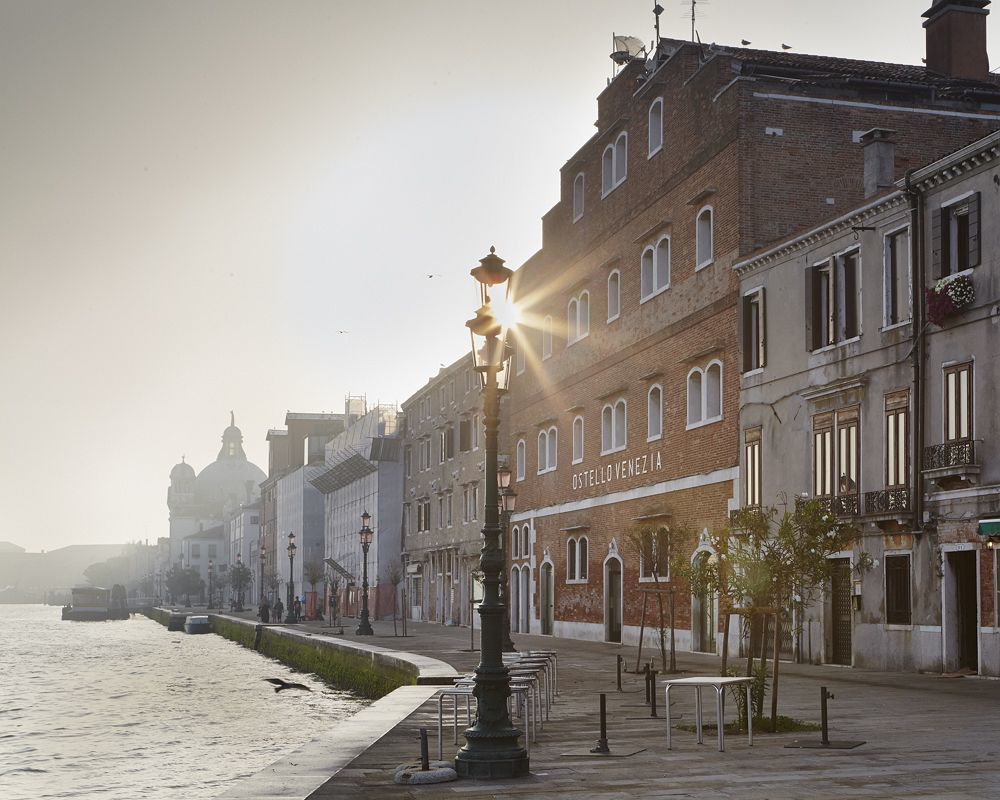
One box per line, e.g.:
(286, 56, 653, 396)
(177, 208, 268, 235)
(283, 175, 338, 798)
(602, 132, 628, 197)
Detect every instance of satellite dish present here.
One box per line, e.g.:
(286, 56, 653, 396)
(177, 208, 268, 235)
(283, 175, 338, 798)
(611, 34, 645, 65)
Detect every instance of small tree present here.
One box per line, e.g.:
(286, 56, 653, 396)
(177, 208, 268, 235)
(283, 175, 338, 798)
(164, 565, 203, 606)
(303, 559, 325, 620)
(674, 500, 859, 731)
(229, 561, 252, 611)
(264, 568, 282, 604)
(386, 559, 404, 636)
(625, 518, 675, 673)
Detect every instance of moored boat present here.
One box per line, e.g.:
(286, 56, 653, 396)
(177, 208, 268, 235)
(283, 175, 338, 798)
(184, 615, 211, 634)
(62, 586, 110, 621)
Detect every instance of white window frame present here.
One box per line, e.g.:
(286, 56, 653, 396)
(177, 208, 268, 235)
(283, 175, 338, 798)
(686, 360, 723, 429)
(516, 439, 526, 481)
(648, 97, 664, 157)
(641, 235, 671, 302)
(607, 269, 621, 322)
(647, 384, 663, 442)
(601, 398, 627, 455)
(639, 527, 671, 582)
(511, 525, 520, 560)
(566, 536, 589, 584)
(572, 415, 584, 464)
(602, 131, 628, 197)
(695, 205, 714, 270)
(572, 172, 585, 222)
(567, 290, 590, 345)
(537, 426, 558, 474)
(542, 316, 553, 360)
(882, 224, 912, 330)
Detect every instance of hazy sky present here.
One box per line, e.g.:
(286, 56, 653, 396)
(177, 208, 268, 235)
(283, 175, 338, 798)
(2, 1, 996, 552)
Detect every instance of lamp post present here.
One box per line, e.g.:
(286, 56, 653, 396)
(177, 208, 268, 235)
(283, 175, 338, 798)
(207, 560, 214, 610)
(356, 511, 375, 635)
(455, 246, 528, 779)
(259, 542, 267, 605)
(235, 552, 245, 612)
(497, 466, 517, 653)
(285, 532, 297, 623)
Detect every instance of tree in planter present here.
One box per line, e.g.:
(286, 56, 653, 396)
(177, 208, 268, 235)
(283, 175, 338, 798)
(674, 501, 859, 732)
(625, 519, 676, 673)
(263, 568, 283, 605)
(303, 559, 325, 620)
(229, 561, 252, 611)
(386, 559, 404, 636)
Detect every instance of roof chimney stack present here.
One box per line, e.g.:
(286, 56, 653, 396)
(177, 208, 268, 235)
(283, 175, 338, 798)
(923, 0, 991, 80)
(860, 128, 897, 199)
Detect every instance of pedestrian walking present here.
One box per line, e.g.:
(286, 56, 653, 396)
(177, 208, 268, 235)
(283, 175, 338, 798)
(273, 598, 284, 622)
(259, 596, 270, 624)
(293, 597, 302, 623)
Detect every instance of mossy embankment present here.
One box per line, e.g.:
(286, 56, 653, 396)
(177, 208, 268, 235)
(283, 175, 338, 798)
(146, 609, 419, 700)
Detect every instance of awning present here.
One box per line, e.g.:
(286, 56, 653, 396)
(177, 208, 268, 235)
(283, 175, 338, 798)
(977, 519, 1000, 537)
(323, 557, 355, 584)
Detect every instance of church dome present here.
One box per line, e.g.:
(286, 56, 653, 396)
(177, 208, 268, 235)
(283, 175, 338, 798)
(193, 413, 266, 510)
(170, 458, 196, 482)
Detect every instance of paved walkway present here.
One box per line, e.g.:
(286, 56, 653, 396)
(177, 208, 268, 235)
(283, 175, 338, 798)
(238, 613, 1000, 799)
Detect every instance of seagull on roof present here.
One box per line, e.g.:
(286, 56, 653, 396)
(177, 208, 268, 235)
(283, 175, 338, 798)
(263, 678, 312, 693)
(741, 39, 752, 46)
(781, 43, 793, 50)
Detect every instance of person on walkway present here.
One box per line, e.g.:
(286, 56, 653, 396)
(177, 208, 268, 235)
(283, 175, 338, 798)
(273, 598, 284, 622)
(259, 597, 270, 624)
(293, 597, 302, 622)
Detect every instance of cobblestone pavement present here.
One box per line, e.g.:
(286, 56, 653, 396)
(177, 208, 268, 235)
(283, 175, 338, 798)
(242, 614, 1000, 799)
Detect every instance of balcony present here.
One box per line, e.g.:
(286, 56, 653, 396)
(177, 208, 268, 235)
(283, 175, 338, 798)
(798, 494, 859, 518)
(864, 487, 912, 531)
(923, 440, 979, 490)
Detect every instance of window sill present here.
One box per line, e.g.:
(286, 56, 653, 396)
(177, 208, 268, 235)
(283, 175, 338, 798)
(565, 578, 589, 585)
(647, 144, 663, 160)
(600, 445, 627, 456)
(880, 320, 912, 333)
(542, 353, 552, 362)
(639, 575, 670, 584)
(810, 335, 862, 355)
(601, 178, 626, 200)
(647, 433, 662, 443)
(936, 266, 975, 285)
(741, 367, 764, 378)
(686, 416, 723, 431)
(640, 284, 671, 304)
(607, 313, 620, 324)
(695, 258, 714, 272)
(572, 457, 583, 465)
(566, 332, 590, 347)
(884, 623, 913, 632)
(573, 212, 583, 224)
(537, 467, 557, 476)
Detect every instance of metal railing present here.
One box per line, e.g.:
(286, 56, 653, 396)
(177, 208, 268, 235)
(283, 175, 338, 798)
(813, 494, 859, 517)
(864, 487, 911, 515)
(923, 439, 976, 470)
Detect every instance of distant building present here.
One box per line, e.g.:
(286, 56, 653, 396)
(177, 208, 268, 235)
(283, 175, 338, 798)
(400, 354, 486, 626)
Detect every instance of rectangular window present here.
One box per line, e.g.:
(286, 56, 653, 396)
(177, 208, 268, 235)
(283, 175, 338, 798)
(813, 413, 834, 497)
(208, 544, 217, 559)
(438, 430, 446, 464)
(446, 426, 455, 459)
(885, 229, 910, 325)
(462, 486, 470, 523)
(935, 194, 981, 278)
(471, 483, 479, 521)
(807, 251, 859, 350)
(437, 496, 445, 530)
(836, 407, 859, 496)
(742, 289, 766, 372)
(945, 363, 972, 442)
(459, 419, 471, 452)
(402, 504, 410, 537)
(885, 554, 912, 625)
(404, 446, 412, 477)
(885, 392, 909, 488)
(472, 414, 481, 450)
(840, 251, 860, 340)
(191, 543, 201, 558)
(744, 427, 761, 508)
(639, 529, 670, 580)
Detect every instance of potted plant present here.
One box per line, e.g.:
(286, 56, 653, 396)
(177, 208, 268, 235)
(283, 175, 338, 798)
(925, 274, 975, 326)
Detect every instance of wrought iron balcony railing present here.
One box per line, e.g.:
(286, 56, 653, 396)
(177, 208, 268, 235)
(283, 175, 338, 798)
(807, 494, 860, 517)
(864, 487, 911, 515)
(923, 440, 977, 470)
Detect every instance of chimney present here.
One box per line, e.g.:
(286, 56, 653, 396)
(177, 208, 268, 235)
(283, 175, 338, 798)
(860, 128, 897, 199)
(923, 0, 991, 80)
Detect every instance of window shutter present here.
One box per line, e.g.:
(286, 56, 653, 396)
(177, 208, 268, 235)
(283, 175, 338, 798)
(968, 192, 981, 268)
(459, 420, 470, 452)
(739, 293, 749, 373)
(804, 267, 815, 351)
(759, 288, 767, 368)
(930, 207, 942, 277)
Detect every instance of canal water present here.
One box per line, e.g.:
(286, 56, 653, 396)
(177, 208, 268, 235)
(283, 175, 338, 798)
(0, 605, 368, 799)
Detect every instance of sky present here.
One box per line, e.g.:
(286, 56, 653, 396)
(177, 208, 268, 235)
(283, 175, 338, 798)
(1, 1, 997, 552)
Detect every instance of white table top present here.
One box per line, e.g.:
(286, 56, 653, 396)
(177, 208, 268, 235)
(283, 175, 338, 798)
(662, 676, 754, 686)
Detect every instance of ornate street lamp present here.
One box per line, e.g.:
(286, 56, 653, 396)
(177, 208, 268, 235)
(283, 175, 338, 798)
(285, 532, 297, 623)
(356, 511, 375, 635)
(235, 552, 245, 612)
(455, 247, 528, 779)
(259, 542, 267, 606)
(497, 465, 517, 653)
(207, 560, 214, 610)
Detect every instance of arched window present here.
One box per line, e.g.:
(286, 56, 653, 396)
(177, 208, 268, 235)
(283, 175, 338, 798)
(522, 526, 529, 557)
(567, 291, 589, 345)
(648, 98, 663, 156)
(647, 385, 663, 441)
(547, 426, 557, 470)
(542, 316, 553, 360)
(537, 430, 548, 473)
(607, 270, 621, 321)
(602, 132, 628, 196)
(572, 416, 584, 464)
(601, 399, 627, 454)
(696, 206, 714, 269)
(515, 336, 526, 374)
(640, 236, 670, 300)
(573, 172, 585, 221)
(578, 537, 589, 580)
(687, 361, 723, 427)
(516, 439, 526, 481)
(512, 525, 520, 559)
(567, 537, 577, 581)
(567, 537, 588, 582)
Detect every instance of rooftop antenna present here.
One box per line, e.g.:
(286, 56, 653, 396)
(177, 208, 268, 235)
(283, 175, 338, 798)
(653, 3, 663, 43)
(681, 0, 707, 42)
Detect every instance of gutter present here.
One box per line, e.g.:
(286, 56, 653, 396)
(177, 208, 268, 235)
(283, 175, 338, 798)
(904, 169, 925, 535)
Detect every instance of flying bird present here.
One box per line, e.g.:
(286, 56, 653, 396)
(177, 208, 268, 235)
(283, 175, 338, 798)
(427, 274, 442, 279)
(336, 330, 349, 334)
(263, 678, 312, 693)
(781, 43, 793, 50)
(741, 39, 751, 46)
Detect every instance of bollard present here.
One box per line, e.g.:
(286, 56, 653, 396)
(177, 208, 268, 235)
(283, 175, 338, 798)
(419, 727, 430, 771)
(643, 663, 651, 704)
(820, 687, 834, 746)
(590, 693, 611, 753)
(616, 654, 623, 691)
(649, 669, 659, 718)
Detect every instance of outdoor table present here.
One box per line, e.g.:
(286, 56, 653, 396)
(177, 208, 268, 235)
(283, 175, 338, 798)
(663, 676, 754, 752)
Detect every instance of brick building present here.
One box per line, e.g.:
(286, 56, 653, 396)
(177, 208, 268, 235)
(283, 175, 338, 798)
(400, 354, 487, 626)
(506, 0, 1000, 651)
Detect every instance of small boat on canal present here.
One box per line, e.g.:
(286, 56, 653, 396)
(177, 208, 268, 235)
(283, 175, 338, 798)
(184, 615, 212, 634)
(62, 585, 110, 621)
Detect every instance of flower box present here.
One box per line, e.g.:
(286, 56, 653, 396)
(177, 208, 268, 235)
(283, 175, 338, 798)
(925, 273, 974, 326)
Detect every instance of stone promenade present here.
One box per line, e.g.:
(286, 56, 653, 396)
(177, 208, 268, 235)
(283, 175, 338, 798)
(239, 614, 1000, 799)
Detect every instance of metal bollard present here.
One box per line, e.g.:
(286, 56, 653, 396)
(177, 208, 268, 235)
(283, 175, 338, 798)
(616, 654, 623, 691)
(590, 693, 611, 753)
(643, 663, 651, 704)
(649, 669, 659, 717)
(820, 687, 834, 746)
(419, 727, 429, 770)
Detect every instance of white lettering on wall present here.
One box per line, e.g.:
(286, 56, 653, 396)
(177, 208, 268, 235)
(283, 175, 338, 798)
(571, 449, 664, 491)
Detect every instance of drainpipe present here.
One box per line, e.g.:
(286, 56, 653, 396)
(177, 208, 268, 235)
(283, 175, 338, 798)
(904, 168, 925, 535)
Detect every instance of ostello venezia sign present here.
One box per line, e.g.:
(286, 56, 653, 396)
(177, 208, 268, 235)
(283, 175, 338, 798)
(571, 449, 664, 491)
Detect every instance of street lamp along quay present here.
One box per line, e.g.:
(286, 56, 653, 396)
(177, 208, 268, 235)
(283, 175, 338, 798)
(356, 511, 375, 636)
(285, 532, 297, 624)
(455, 247, 529, 779)
(497, 465, 517, 653)
(207, 560, 214, 610)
